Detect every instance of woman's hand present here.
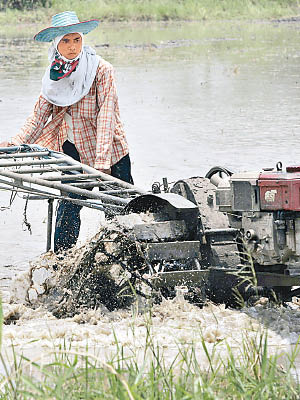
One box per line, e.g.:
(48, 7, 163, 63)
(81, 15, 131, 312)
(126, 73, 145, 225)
(0, 141, 14, 148)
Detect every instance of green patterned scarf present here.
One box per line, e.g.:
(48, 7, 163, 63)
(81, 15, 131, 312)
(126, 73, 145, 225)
(50, 51, 79, 81)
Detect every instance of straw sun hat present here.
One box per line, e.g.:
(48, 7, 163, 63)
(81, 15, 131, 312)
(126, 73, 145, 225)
(34, 11, 99, 42)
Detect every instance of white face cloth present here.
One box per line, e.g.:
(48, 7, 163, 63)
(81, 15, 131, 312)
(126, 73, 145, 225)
(41, 32, 100, 107)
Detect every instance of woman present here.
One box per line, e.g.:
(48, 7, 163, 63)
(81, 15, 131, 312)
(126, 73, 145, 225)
(0, 11, 133, 252)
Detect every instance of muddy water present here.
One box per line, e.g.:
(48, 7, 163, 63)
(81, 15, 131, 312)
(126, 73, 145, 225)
(1, 20, 300, 372)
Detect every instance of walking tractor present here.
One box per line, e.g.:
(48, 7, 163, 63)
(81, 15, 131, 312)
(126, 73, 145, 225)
(2, 144, 300, 307)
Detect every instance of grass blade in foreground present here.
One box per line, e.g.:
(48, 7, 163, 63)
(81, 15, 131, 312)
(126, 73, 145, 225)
(0, 328, 299, 399)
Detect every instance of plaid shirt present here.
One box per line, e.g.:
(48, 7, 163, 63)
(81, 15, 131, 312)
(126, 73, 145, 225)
(12, 59, 129, 170)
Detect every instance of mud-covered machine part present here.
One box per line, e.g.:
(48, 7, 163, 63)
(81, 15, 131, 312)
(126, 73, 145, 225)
(130, 165, 300, 306)
(125, 174, 243, 306)
(170, 175, 243, 305)
(2, 145, 300, 306)
(202, 164, 300, 303)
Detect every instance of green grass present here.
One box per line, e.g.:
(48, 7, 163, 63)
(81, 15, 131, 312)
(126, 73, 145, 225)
(0, 320, 299, 399)
(0, 0, 299, 25)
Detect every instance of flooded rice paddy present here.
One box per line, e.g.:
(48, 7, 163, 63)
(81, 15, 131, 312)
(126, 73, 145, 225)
(1, 20, 300, 373)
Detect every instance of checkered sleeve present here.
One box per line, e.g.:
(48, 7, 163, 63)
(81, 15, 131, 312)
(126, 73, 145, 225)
(94, 63, 117, 170)
(12, 95, 53, 145)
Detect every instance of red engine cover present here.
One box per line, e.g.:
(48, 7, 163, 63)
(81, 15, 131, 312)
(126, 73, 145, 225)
(258, 168, 300, 211)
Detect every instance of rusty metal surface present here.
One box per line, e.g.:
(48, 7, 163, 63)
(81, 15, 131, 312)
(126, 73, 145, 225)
(171, 177, 240, 269)
(133, 220, 188, 242)
(256, 272, 300, 287)
(151, 270, 209, 288)
(144, 241, 201, 261)
(172, 177, 230, 230)
(126, 192, 198, 213)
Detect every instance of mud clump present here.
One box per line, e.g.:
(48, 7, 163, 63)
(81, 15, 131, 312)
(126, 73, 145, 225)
(10, 216, 154, 318)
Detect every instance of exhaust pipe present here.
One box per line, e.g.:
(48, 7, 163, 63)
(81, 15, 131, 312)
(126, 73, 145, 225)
(205, 166, 233, 187)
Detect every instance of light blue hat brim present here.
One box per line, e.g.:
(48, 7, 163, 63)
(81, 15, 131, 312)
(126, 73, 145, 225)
(34, 19, 99, 42)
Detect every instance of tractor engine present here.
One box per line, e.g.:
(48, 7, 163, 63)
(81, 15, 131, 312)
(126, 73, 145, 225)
(214, 165, 300, 275)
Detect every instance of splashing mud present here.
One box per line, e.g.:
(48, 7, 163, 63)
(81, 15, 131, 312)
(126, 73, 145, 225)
(3, 292, 299, 368)
(3, 213, 300, 370)
(9, 214, 154, 316)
